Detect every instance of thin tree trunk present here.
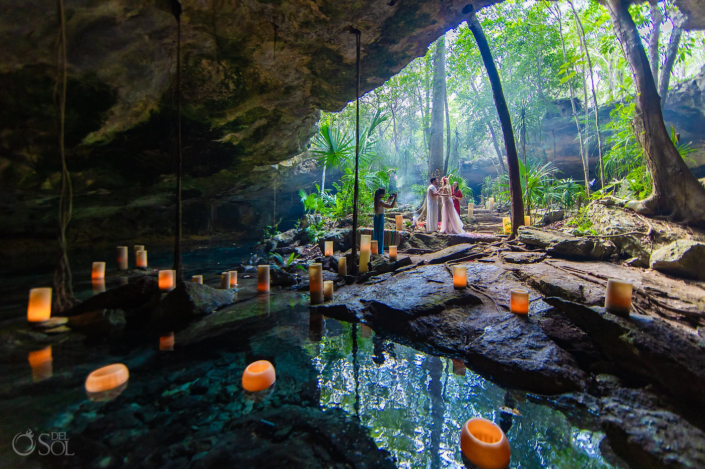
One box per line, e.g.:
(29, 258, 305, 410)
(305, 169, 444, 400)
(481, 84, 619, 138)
(351, 29, 361, 271)
(321, 163, 326, 193)
(606, 0, 705, 226)
(520, 107, 526, 167)
(659, 19, 683, 107)
(443, 89, 451, 174)
(569, 0, 605, 189)
(391, 102, 400, 160)
(648, 0, 662, 85)
(608, 54, 615, 102)
(580, 57, 591, 191)
(469, 77, 507, 173)
(429, 36, 445, 179)
(173, 2, 184, 284)
(466, 8, 524, 237)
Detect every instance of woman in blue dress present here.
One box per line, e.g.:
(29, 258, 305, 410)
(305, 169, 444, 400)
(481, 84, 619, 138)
(373, 188, 397, 252)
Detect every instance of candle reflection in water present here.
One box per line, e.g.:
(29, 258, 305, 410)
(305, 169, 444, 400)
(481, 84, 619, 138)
(159, 332, 175, 351)
(92, 279, 106, 294)
(117, 246, 128, 270)
(28, 346, 53, 382)
(309, 312, 324, 342)
(192, 275, 203, 284)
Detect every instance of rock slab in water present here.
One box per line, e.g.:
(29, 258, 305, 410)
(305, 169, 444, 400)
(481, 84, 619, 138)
(518, 226, 616, 260)
(649, 240, 705, 281)
(65, 276, 160, 317)
(158, 282, 235, 323)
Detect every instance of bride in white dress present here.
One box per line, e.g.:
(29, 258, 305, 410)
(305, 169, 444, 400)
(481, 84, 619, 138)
(438, 177, 465, 235)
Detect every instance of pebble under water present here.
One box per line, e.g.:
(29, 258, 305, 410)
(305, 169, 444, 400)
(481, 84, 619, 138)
(0, 245, 621, 468)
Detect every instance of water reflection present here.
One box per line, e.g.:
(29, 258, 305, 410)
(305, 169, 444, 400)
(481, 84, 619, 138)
(28, 346, 52, 382)
(159, 332, 175, 351)
(92, 279, 106, 294)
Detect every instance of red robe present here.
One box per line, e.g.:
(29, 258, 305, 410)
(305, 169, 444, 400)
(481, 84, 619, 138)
(453, 190, 462, 215)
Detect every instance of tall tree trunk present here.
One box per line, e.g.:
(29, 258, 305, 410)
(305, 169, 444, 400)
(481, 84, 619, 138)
(606, 0, 705, 226)
(569, 0, 605, 188)
(443, 89, 451, 174)
(648, 0, 662, 85)
(54, 0, 74, 312)
(580, 57, 591, 191)
(554, 4, 590, 197)
(321, 163, 326, 193)
(172, 0, 184, 284)
(608, 54, 615, 102)
(469, 77, 507, 173)
(350, 29, 362, 271)
(466, 8, 524, 237)
(428, 36, 445, 179)
(659, 16, 684, 106)
(391, 102, 400, 161)
(519, 107, 526, 167)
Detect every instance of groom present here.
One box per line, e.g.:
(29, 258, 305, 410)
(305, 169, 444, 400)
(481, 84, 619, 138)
(426, 177, 440, 233)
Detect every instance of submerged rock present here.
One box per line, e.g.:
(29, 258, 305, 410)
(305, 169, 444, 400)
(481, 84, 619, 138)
(157, 282, 235, 323)
(65, 276, 160, 317)
(649, 240, 705, 281)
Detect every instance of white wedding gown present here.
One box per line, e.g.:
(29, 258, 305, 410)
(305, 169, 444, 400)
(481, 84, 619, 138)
(440, 193, 465, 235)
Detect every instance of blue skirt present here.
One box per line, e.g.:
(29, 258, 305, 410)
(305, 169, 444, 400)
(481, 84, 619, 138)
(373, 213, 385, 251)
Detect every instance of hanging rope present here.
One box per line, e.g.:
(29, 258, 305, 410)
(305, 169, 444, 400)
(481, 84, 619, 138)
(171, 0, 184, 284)
(54, 0, 74, 312)
(350, 28, 361, 273)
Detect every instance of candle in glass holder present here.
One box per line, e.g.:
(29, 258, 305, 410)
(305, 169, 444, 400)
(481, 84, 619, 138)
(323, 280, 334, 301)
(92, 262, 106, 280)
(524, 216, 531, 227)
(453, 265, 467, 289)
(159, 332, 175, 351)
(229, 271, 238, 287)
(510, 288, 529, 315)
(117, 246, 128, 270)
(159, 270, 175, 292)
(27, 288, 52, 323)
(371, 240, 379, 255)
(85, 364, 129, 394)
(135, 250, 148, 268)
(220, 272, 231, 290)
(134, 245, 145, 253)
(389, 245, 397, 262)
(502, 217, 511, 235)
(92, 279, 106, 294)
(257, 265, 270, 292)
(395, 214, 403, 231)
(468, 203, 474, 217)
(605, 279, 633, 316)
(359, 234, 371, 273)
(309, 263, 324, 305)
(338, 257, 347, 276)
(28, 346, 53, 382)
(192, 275, 203, 284)
(324, 241, 334, 257)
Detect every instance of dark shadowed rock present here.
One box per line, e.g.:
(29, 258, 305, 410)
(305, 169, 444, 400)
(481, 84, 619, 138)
(156, 282, 235, 323)
(501, 251, 547, 264)
(518, 226, 616, 260)
(650, 240, 705, 281)
(65, 276, 160, 317)
(318, 228, 352, 252)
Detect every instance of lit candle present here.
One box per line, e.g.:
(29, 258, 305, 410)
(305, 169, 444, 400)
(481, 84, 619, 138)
(359, 234, 371, 273)
(309, 263, 324, 305)
(371, 240, 379, 255)
(27, 288, 52, 323)
(28, 346, 53, 383)
(242, 360, 276, 392)
(460, 418, 511, 469)
(257, 265, 270, 292)
(92, 262, 106, 280)
(135, 250, 148, 268)
(502, 217, 511, 235)
(389, 245, 397, 262)
(453, 265, 467, 289)
(524, 216, 531, 227)
(85, 364, 129, 394)
(134, 245, 145, 253)
(510, 288, 529, 315)
(229, 271, 238, 287)
(192, 275, 203, 284)
(338, 257, 347, 276)
(487, 197, 495, 211)
(468, 203, 474, 217)
(220, 272, 231, 290)
(324, 241, 334, 257)
(395, 214, 403, 231)
(117, 246, 128, 270)
(324, 280, 334, 301)
(605, 279, 633, 316)
(159, 332, 175, 351)
(92, 279, 106, 294)
(159, 270, 175, 292)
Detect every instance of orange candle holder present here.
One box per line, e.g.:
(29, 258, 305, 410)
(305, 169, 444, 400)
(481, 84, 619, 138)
(309, 263, 323, 305)
(324, 280, 334, 301)
(324, 241, 334, 257)
(502, 217, 511, 235)
(135, 250, 148, 268)
(605, 279, 633, 316)
(371, 240, 379, 255)
(27, 287, 52, 323)
(229, 271, 238, 287)
(460, 418, 511, 469)
(220, 272, 231, 289)
(524, 216, 531, 227)
(28, 346, 53, 383)
(242, 360, 276, 392)
(510, 289, 529, 315)
(396, 214, 403, 231)
(359, 235, 371, 273)
(257, 266, 270, 292)
(85, 364, 129, 394)
(117, 246, 128, 270)
(92, 279, 106, 294)
(338, 257, 347, 276)
(192, 275, 203, 284)
(159, 332, 175, 351)
(92, 262, 106, 280)
(389, 245, 397, 262)
(159, 270, 175, 292)
(453, 265, 467, 289)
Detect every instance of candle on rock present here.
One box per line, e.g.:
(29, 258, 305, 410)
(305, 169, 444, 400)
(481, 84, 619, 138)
(135, 250, 148, 268)
(257, 265, 270, 292)
(323, 280, 334, 301)
(92, 262, 106, 280)
(159, 270, 175, 292)
(229, 271, 238, 287)
(27, 288, 52, 323)
(242, 360, 276, 392)
(324, 241, 334, 257)
(309, 263, 324, 305)
(28, 346, 53, 382)
(220, 272, 231, 290)
(510, 289, 529, 315)
(389, 245, 398, 262)
(605, 279, 633, 317)
(117, 246, 128, 270)
(524, 216, 531, 227)
(371, 240, 379, 255)
(453, 265, 467, 289)
(468, 203, 474, 217)
(338, 257, 347, 276)
(85, 364, 129, 394)
(159, 332, 175, 351)
(192, 275, 203, 284)
(460, 417, 511, 469)
(502, 217, 511, 235)
(395, 214, 403, 231)
(359, 234, 372, 273)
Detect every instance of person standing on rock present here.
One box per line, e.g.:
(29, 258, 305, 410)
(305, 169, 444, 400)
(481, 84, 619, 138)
(451, 181, 463, 216)
(373, 188, 397, 252)
(426, 177, 440, 233)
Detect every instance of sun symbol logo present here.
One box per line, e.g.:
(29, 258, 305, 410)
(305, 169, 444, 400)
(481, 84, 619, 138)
(12, 429, 36, 456)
